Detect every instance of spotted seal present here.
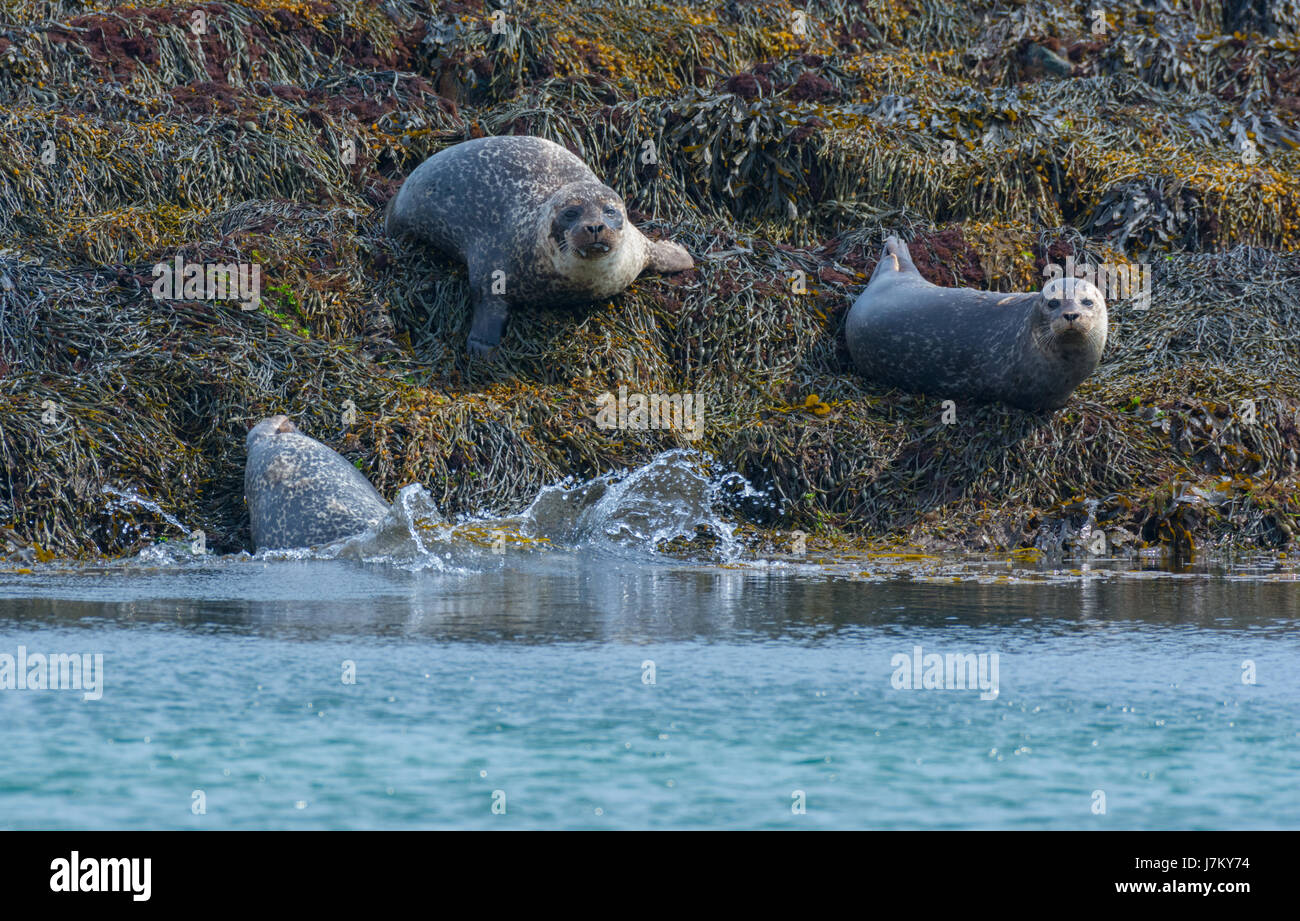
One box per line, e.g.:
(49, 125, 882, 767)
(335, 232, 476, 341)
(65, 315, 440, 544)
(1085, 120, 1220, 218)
(845, 236, 1107, 411)
(244, 415, 389, 550)
(385, 135, 694, 355)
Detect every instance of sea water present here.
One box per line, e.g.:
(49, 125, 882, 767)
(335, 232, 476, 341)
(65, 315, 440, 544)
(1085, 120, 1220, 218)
(1, 452, 1297, 830)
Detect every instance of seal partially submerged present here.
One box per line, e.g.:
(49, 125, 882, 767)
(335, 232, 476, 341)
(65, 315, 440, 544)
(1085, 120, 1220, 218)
(385, 135, 694, 355)
(846, 237, 1107, 411)
(244, 415, 389, 550)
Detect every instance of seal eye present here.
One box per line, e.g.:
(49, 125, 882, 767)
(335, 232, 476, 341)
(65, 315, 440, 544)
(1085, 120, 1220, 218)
(603, 206, 619, 216)
(1080, 298, 1093, 307)
(562, 207, 582, 222)
(1048, 298, 1061, 308)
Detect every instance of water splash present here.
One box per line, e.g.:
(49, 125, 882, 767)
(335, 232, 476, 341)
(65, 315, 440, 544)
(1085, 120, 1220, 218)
(310, 450, 770, 569)
(1074, 498, 1102, 554)
(324, 483, 457, 571)
(102, 485, 192, 535)
(517, 449, 769, 559)
(103, 485, 207, 565)
(101, 452, 765, 569)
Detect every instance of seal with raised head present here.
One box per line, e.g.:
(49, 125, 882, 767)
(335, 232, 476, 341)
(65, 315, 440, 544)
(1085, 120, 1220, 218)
(244, 415, 390, 550)
(385, 135, 694, 355)
(846, 236, 1107, 411)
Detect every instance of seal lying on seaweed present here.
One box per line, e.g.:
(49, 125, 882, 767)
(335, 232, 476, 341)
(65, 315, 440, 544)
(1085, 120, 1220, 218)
(846, 236, 1107, 411)
(244, 415, 389, 550)
(385, 135, 694, 356)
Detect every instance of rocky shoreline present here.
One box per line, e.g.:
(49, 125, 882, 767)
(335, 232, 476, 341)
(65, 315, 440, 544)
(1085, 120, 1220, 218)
(1, 0, 1298, 559)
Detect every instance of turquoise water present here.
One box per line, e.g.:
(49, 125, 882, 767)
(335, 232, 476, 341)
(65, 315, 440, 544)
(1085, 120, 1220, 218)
(2, 552, 1298, 830)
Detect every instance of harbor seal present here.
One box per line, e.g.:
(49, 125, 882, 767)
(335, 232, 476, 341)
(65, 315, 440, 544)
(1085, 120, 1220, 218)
(244, 415, 389, 550)
(845, 236, 1107, 411)
(385, 135, 694, 355)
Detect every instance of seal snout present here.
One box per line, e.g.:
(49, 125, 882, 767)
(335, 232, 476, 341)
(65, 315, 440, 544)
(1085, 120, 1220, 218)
(576, 233, 614, 258)
(570, 218, 620, 259)
(1049, 308, 1098, 342)
(1059, 309, 1085, 336)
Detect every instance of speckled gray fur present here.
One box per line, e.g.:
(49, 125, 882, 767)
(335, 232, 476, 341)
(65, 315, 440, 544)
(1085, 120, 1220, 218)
(846, 237, 1108, 412)
(244, 415, 390, 550)
(386, 135, 693, 355)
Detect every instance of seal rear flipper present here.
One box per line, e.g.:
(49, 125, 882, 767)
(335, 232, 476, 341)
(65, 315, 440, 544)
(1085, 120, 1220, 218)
(870, 235, 920, 283)
(644, 238, 694, 275)
(468, 291, 509, 358)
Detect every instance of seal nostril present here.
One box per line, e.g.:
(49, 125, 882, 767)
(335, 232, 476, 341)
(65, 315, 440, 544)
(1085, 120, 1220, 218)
(586, 225, 603, 236)
(1063, 312, 1080, 322)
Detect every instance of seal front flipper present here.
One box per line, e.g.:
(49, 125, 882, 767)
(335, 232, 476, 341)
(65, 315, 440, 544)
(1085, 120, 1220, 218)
(643, 237, 694, 275)
(468, 289, 509, 358)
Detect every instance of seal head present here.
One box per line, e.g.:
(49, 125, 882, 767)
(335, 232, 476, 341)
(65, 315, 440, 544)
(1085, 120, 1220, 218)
(246, 413, 299, 449)
(1036, 275, 1107, 364)
(547, 180, 626, 260)
(244, 415, 390, 550)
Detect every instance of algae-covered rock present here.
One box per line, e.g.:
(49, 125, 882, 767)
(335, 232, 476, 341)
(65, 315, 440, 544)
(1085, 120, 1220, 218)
(0, 0, 1297, 558)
